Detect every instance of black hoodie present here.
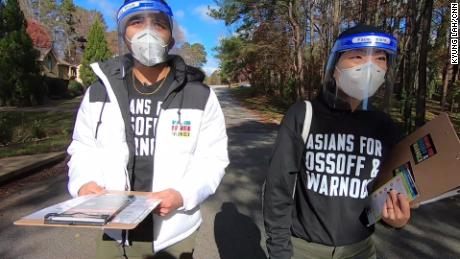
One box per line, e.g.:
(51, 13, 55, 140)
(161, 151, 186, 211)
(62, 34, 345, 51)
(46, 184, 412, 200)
(263, 94, 402, 259)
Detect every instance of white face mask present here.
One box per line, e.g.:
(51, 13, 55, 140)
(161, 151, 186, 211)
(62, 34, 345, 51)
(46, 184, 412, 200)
(127, 29, 169, 67)
(335, 61, 386, 100)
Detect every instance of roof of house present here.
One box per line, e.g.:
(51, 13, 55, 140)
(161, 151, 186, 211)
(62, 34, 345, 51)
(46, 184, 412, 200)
(26, 19, 52, 49)
(35, 47, 52, 61)
(26, 19, 76, 68)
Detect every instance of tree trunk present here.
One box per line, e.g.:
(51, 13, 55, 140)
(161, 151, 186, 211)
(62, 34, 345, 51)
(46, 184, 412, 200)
(373, 0, 382, 26)
(360, 0, 368, 24)
(332, 0, 341, 40)
(441, 62, 451, 109)
(403, 52, 413, 133)
(403, 0, 421, 133)
(18, 0, 33, 19)
(449, 64, 459, 89)
(415, 0, 433, 128)
(308, 0, 315, 99)
(288, 0, 305, 99)
(297, 40, 305, 99)
(390, 0, 404, 38)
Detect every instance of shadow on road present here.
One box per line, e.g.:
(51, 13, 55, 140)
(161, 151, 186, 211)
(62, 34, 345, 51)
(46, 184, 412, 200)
(198, 118, 278, 259)
(214, 202, 267, 259)
(222, 119, 278, 221)
(375, 196, 460, 259)
(0, 161, 98, 259)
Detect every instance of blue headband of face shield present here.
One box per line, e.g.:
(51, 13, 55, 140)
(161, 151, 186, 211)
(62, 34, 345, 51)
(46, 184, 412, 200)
(331, 32, 398, 54)
(117, 0, 173, 23)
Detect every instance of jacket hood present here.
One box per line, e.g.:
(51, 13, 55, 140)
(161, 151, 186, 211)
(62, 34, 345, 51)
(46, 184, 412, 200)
(93, 53, 208, 111)
(97, 54, 205, 92)
(168, 55, 206, 84)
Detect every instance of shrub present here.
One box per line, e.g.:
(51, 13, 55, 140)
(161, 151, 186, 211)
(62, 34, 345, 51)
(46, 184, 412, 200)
(68, 80, 84, 97)
(0, 113, 14, 145)
(44, 77, 69, 99)
(31, 119, 46, 139)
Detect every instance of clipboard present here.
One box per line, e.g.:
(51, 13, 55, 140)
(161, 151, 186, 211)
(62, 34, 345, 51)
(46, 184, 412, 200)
(43, 193, 136, 226)
(14, 191, 161, 230)
(375, 113, 460, 206)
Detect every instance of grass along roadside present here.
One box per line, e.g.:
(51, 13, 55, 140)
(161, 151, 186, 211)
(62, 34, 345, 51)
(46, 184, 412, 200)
(0, 104, 78, 158)
(230, 86, 460, 136)
(229, 86, 287, 124)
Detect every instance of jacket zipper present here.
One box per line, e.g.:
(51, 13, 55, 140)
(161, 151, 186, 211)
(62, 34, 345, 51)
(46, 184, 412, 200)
(150, 106, 163, 191)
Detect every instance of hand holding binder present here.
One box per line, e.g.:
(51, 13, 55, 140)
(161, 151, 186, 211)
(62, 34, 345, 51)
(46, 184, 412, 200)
(381, 190, 410, 228)
(375, 113, 460, 206)
(78, 181, 106, 196)
(148, 188, 184, 217)
(367, 168, 418, 226)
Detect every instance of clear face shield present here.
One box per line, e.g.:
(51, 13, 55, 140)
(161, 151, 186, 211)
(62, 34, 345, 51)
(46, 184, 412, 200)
(117, 0, 180, 72)
(323, 33, 398, 111)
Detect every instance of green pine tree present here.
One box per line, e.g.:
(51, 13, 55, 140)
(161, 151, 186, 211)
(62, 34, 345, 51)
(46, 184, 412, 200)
(0, 0, 41, 106)
(80, 16, 112, 87)
(0, 1, 5, 37)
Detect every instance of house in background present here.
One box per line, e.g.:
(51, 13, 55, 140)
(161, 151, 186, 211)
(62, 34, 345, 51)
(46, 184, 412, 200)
(37, 47, 77, 80)
(75, 64, 83, 84)
(26, 19, 77, 81)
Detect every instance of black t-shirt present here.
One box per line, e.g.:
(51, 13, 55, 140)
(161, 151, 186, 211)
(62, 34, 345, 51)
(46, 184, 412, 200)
(127, 69, 173, 192)
(290, 96, 403, 246)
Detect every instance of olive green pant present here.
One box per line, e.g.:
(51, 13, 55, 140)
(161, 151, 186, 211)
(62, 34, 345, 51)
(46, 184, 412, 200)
(292, 236, 376, 259)
(95, 231, 197, 259)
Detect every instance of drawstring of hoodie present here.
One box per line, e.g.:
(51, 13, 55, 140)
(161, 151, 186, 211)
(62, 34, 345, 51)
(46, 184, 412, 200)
(95, 92, 108, 139)
(177, 90, 185, 125)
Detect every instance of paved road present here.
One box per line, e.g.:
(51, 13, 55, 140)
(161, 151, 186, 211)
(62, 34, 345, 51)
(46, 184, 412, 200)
(193, 86, 276, 259)
(0, 86, 459, 259)
(0, 161, 96, 259)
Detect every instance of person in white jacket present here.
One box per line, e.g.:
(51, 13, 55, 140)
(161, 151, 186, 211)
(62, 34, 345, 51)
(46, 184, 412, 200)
(67, 0, 229, 258)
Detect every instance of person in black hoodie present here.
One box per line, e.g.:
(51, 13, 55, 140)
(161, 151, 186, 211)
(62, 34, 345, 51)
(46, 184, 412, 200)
(263, 24, 411, 259)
